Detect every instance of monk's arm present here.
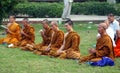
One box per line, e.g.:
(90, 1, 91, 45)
(51, 32, 64, 48)
(42, 30, 53, 42)
(25, 28, 34, 39)
(96, 46, 110, 57)
(67, 35, 79, 51)
(9, 25, 20, 36)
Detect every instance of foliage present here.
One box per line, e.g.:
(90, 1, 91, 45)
(12, 2, 120, 18)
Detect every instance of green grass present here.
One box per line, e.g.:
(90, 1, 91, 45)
(0, 23, 120, 73)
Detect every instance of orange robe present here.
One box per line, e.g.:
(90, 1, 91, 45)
(22, 27, 53, 51)
(58, 31, 80, 59)
(18, 25, 35, 47)
(80, 35, 114, 63)
(114, 38, 120, 57)
(48, 30, 64, 56)
(0, 22, 21, 45)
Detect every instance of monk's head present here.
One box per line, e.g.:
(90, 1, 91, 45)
(65, 19, 73, 32)
(22, 18, 29, 26)
(50, 21, 58, 31)
(41, 19, 49, 29)
(9, 15, 16, 23)
(108, 13, 114, 23)
(98, 23, 107, 35)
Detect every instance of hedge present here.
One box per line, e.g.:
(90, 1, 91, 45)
(11, 2, 120, 18)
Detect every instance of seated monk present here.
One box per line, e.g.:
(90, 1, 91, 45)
(52, 19, 80, 59)
(17, 18, 35, 47)
(97, 20, 116, 47)
(22, 19, 53, 51)
(40, 21, 64, 55)
(0, 15, 21, 47)
(79, 23, 114, 63)
(114, 30, 120, 57)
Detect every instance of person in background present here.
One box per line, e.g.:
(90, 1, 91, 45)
(62, 0, 73, 19)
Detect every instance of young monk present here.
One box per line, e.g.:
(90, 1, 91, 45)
(79, 23, 114, 63)
(50, 19, 80, 59)
(0, 15, 21, 47)
(114, 30, 120, 57)
(17, 18, 35, 47)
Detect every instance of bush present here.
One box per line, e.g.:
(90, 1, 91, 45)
(13, 2, 63, 18)
(12, 2, 120, 18)
(72, 2, 116, 15)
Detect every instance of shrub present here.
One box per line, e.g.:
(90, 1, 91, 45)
(13, 2, 63, 18)
(12, 2, 120, 18)
(72, 2, 116, 15)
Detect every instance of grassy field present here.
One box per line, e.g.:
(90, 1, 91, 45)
(0, 23, 120, 73)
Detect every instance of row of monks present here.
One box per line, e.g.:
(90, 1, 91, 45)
(0, 15, 120, 65)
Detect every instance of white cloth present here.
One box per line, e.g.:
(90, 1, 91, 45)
(97, 27, 116, 47)
(109, 19, 119, 35)
(62, 0, 72, 18)
(69, 0, 73, 2)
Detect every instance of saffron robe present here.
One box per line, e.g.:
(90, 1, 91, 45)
(0, 22, 21, 45)
(19, 25, 35, 47)
(58, 31, 80, 59)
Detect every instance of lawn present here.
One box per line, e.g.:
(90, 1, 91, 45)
(0, 22, 120, 73)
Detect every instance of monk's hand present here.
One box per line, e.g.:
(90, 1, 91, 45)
(40, 30, 45, 37)
(45, 47, 50, 52)
(21, 30, 24, 34)
(57, 49, 62, 54)
(6, 29, 11, 33)
(89, 48, 96, 54)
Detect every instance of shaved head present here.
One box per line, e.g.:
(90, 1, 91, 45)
(99, 23, 107, 30)
(51, 21, 58, 27)
(98, 23, 107, 35)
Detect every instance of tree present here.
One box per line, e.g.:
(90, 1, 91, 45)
(0, 0, 24, 25)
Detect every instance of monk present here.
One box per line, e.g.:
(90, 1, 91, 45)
(51, 19, 80, 59)
(114, 30, 120, 57)
(17, 18, 35, 47)
(0, 15, 21, 47)
(79, 23, 114, 63)
(40, 21, 64, 55)
(22, 19, 53, 52)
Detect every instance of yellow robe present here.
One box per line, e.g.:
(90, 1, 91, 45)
(48, 30, 64, 56)
(80, 35, 114, 63)
(0, 22, 21, 45)
(18, 25, 35, 47)
(58, 31, 80, 59)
